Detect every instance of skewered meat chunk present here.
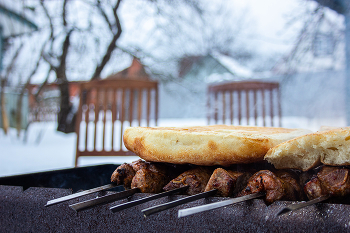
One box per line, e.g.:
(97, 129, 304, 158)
(131, 169, 169, 193)
(111, 163, 135, 188)
(237, 170, 302, 204)
(275, 170, 305, 201)
(304, 166, 350, 200)
(111, 159, 173, 189)
(130, 162, 177, 193)
(204, 168, 244, 197)
(131, 159, 150, 171)
(163, 167, 213, 195)
(304, 176, 325, 200)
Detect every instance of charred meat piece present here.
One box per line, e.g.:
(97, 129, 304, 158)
(163, 167, 213, 195)
(131, 169, 169, 193)
(237, 170, 302, 204)
(131, 159, 150, 171)
(275, 170, 305, 201)
(304, 166, 350, 200)
(111, 163, 135, 188)
(130, 162, 178, 193)
(204, 168, 244, 197)
(318, 166, 350, 196)
(111, 159, 174, 189)
(304, 176, 326, 200)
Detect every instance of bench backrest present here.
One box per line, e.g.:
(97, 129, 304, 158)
(207, 81, 281, 127)
(75, 79, 158, 166)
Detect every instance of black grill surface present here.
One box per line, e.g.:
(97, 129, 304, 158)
(1, 166, 350, 232)
(1, 185, 350, 232)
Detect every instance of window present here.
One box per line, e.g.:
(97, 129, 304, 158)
(313, 33, 334, 57)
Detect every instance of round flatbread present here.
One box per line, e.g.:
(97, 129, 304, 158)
(264, 127, 350, 171)
(123, 125, 311, 166)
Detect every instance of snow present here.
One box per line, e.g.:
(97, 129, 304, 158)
(0, 116, 347, 178)
(211, 52, 253, 79)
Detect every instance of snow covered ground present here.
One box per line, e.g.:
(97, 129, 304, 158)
(0, 117, 347, 177)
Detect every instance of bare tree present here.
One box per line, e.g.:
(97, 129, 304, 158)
(32, 0, 208, 133)
(4, 0, 253, 135)
(0, 43, 23, 135)
(273, 3, 344, 76)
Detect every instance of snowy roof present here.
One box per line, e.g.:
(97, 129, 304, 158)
(210, 51, 253, 78)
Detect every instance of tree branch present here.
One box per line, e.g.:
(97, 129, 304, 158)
(96, 0, 113, 31)
(63, 0, 68, 27)
(40, 0, 54, 39)
(91, 0, 122, 80)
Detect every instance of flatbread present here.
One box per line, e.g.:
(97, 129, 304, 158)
(264, 127, 350, 171)
(123, 125, 311, 166)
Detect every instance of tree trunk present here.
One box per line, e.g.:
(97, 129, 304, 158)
(55, 30, 76, 133)
(56, 78, 74, 133)
(16, 89, 24, 137)
(0, 80, 9, 135)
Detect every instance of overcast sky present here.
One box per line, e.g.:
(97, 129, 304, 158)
(231, 0, 303, 54)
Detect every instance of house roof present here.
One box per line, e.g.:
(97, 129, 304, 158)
(210, 52, 253, 79)
(178, 52, 253, 79)
(105, 57, 151, 81)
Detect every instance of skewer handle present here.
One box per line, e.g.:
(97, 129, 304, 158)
(110, 186, 189, 213)
(277, 195, 330, 216)
(142, 189, 217, 217)
(45, 183, 120, 207)
(178, 192, 265, 218)
(69, 188, 139, 212)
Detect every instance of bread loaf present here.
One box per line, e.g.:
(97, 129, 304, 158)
(264, 127, 350, 171)
(123, 125, 311, 166)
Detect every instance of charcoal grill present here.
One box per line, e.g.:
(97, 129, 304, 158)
(1, 164, 350, 232)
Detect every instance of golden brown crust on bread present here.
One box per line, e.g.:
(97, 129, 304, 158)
(264, 127, 350, 171)
(123, 125, 311, 166)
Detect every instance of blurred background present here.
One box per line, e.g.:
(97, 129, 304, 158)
(0, 0, 348, 176)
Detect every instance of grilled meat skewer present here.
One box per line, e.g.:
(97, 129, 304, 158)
(71, 160, 184, 212)
(111, 159, 155, 188)
(204, 168, 252, 197)
(304, 166, 350, 200)
(142, 167, 251, 217)
(163, 167, 213, 195)
(237, 169, 303, 204)
(110, 166, 214, 214)
(278, 166, 350, 216)
(178, 169, 303, 218)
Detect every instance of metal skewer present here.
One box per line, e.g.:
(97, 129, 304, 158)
(178, 192, 265, 218)
(110, 186, 189, 213)
(45, 183, 121, 207)
(69, 188, 139, 212)
(142, 189, 218, 217)
(277, 195, 330, 216)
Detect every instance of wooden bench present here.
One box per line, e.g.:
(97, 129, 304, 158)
(74, 79, 158, 166)
(207, 81, 281, 127)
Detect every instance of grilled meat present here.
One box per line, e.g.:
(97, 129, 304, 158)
(111, 163, 136, 188)
(163, 167, 213, 195)
(275, 170, 305, 201)
(204, 168, 245, 197)
(237, 170, 302, 204)
(304, 166, 350, 200)
(131, 168, 169, 193)
(111, 159, 179, 189)
(304, 176, 325, 200)
(131, 159, 150, 171)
